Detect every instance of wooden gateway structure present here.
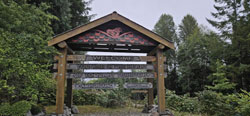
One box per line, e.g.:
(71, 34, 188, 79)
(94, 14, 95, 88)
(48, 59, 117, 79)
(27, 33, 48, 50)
(48, 12, 174, 115)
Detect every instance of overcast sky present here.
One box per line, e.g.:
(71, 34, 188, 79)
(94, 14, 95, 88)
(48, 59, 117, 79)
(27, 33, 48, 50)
(89, 0, 217, 31)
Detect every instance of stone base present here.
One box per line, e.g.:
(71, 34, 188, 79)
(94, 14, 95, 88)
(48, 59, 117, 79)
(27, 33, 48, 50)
(142, 105, 174, 116)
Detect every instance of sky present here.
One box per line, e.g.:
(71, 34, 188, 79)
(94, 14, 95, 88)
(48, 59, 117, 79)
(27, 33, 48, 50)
(89, 0, 217, 31)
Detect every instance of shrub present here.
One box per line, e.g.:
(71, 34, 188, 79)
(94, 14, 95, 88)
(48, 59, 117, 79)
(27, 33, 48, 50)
(197, 90, 235, 116)
(0, 103, 11, 115)
(30, 104, 43, 115)
(73, 90, 98, 105)
(0, 100, 31, 116)
(165, 90, 199, 113)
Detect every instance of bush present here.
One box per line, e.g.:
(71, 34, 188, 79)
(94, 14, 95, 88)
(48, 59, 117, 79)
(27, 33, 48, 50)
(165, 90, 199, 113)
(73, 90, 98, 105)
(197, 90, 235, 116)
(30, 104, 43, 115)
(0, 100, 31, 116)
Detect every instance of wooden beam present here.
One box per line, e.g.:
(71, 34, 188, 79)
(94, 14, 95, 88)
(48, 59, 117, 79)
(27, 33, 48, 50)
(48, 12, 174, 50)
(57, 41, 74, 54)
(56, 48, 67, 114)
(48, 14, 113, 46)
(114, 13, 174, 49)
(148, 44, 165, 56)
(156, 49, 166, 114)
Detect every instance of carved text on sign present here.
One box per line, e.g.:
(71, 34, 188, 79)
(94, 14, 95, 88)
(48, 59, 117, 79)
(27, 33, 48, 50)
(123, 83, 153, 89)
(54, 55, 158, 62)
(66, 64, 154, 70)
(67, 72, 155, 79)
(73, 84, 118, 89)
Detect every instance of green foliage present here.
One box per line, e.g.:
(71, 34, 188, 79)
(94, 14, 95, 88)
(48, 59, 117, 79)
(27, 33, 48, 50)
(165, 90, 199, 113)
(73, 89, 98, 105)
(27, 0, 94, 34)
(0, 100, 31, 116)
(197, 90, 235, 116)
(0, 0, 56, 105)
(179, 14, 198, 42)
(30, 104, 43, 115)
(208, 0, 250, 91)
(153, 14, 178, 91)
(207, 61, 236, 93)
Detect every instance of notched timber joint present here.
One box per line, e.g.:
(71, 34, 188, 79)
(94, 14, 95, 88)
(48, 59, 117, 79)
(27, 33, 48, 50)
(148, 44, 165, 56)
(57, 41, 75, 54)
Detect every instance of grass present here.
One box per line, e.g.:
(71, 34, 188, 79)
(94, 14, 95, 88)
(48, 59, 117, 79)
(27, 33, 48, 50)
(171, 110, 207, 116)
(45, 105, 207, 116)
(45, 105, 141, 114)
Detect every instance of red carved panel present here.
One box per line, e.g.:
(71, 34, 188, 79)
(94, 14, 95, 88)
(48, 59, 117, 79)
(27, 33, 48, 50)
(71, 27, 155, 46)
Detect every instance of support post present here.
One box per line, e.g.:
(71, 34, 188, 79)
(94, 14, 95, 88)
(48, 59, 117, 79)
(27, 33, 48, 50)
(147, 60, 154, 108)
(56, 48, 67, 114)
(147, 77, 154, 107)
(156, 49, 166, 114)
(66, 78, 73, 108)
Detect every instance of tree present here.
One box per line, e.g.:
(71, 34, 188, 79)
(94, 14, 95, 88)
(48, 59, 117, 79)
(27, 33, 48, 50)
(27, 0, 94, 34)
(0, 0, 56, 104)
(153, 14, 178, 91)
(177, 26, 225, 95)
(179, 14, 198, 43)
(208, 0, 250, 90)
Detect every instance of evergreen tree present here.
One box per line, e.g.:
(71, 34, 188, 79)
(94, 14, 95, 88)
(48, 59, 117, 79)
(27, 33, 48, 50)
(179, 14, 198, 43)
(153, 14, 178, 91)
(208, 0, 250, 90)
(27, 0, 94, 34)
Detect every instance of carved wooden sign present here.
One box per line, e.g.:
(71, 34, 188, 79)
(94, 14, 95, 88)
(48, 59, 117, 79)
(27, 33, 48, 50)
(123, 83, 153, 89)
(73, 84, 118, 89)
(54, 55, 167, 62)
(64, 55, 156, 62)
(131, 90, 148, 93)
(67, 72, 155, 79)
(54, 64, 154, 70)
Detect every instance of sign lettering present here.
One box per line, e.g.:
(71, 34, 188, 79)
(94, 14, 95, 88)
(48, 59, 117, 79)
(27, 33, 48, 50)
(67, 72, 155, 79)
(73, 84, 118, 89)
(123, 83, 153, 89)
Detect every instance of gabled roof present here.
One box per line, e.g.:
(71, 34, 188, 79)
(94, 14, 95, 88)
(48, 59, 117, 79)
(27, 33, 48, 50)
(48, 12, 174, 49)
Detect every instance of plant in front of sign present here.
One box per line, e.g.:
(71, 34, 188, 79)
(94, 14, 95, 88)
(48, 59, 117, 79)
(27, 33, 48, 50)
(165, 90, 199, 113)
(0, 100, 31, 116)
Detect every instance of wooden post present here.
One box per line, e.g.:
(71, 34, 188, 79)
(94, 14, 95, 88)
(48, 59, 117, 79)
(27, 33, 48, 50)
(147, 61, 154, 108)
(56, 48, 67, 114)
(156, 49, 166, 114)
(66, 78, 73, 108)
(147, 78, 154, 107)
